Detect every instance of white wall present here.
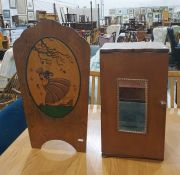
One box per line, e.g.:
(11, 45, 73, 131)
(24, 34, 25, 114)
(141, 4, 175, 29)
(0, 0, 74, 25)
(1, 0, 73, 14)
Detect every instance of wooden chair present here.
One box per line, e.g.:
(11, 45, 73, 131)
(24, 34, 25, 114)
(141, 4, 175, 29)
(168, 71, 180, 108)
(0, 73, 20, 109)
(88, 71, 180, 109)
(167, 27, 180, 66)
(89, 71, 100, 106)
(136, 31, 147, 42)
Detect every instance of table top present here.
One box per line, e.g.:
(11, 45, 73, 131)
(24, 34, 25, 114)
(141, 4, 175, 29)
(0, 107, 180, 175)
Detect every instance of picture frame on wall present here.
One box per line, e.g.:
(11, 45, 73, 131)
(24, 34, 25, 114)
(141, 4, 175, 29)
(147, 8, 152, 13)
(18, 15, 28, 26)
(147, 13, 153, 18)
(27, 0, 34, 11)
(9, 0, 16, 9)
(117, 9, 122, 15)
(128, 9, 134, 14)
(129, 14, 134, 19)
(141, 8, 146, 14)
(17, 0, 27, 14)
(28, 11, 35, 20)
(3, 10, 10, 18)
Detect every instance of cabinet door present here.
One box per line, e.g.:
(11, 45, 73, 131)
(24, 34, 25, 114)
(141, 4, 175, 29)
(100, 51, 168, 160)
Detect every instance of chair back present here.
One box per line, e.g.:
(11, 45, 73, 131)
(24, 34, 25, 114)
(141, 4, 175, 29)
(106, 24, 121, 42)
(0, 48, 16, 78)
(172, 26, 180, 43)
(168, 71, 180, 108)
(0, 73, 20, 109)
(136, 31, 147, 42)
(167, 27, 178, 51)
(89, 71, 100, 106)
(153, 27, 167, 44)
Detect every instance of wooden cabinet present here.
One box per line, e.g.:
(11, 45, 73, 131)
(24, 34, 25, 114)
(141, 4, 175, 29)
(100, 42, 169, 160)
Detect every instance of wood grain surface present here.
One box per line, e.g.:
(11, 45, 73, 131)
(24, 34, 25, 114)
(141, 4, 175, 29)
(13, 19, 90, 152)
(0, 107, 180, 175)
(100, 44, 168, 160)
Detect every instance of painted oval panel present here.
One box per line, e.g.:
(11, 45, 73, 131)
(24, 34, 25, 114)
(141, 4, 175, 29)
(27, 37, 80, 118)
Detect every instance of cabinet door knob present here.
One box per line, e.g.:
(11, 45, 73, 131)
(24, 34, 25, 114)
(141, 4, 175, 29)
(160, 100, 167, 109)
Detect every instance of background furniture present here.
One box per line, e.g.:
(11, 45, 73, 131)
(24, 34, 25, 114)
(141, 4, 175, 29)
(153, 27, 167, 44)
(0, 48, 16, 91)
(136, 31, 147, 41)
(0, 49, 7, 60)
(172, 26, 180, 43)
(89, 71, 100, 107)
(0, 73, 20, 109)
(168, 71, 180, 108)
(167, 27, 180, 66)
(106, 24, 121, 42)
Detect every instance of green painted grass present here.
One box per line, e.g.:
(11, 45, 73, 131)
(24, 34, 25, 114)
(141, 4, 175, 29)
(39, 105, 73, 118)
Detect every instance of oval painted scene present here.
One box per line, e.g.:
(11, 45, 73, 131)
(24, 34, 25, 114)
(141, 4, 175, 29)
(27, 37, 80, 118)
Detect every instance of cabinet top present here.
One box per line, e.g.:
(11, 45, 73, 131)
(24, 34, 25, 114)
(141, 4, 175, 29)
(100, 42, 169, 53)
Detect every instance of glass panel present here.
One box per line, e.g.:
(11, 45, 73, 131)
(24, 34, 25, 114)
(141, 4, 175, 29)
(117, 79, 147, 134)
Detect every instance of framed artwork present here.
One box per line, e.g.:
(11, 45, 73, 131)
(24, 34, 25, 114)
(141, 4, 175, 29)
(128, 9, 134, 14)
(28, 11, 35, 20)
(134, 8, 140, 15)
(18, 15, 28, 25)
(147, 13, 153, 18)
(27, 0, 34, 11)
(129, 14, 134, 19)
(109, 8, 116, 16)
(147, 8, 152, 13)
(153, 8, 160, 13)
(17, 0, 27, 14)
(9, 0, 16, 9)
(123, 9, 128, 15)
(141, 8, 146, 14)
(168, 8, 173, 13)
(173, 14, 178, 19)
(117, 9, 122, 15)
(169, 13, 172, 19)
(3, 10, 10, 18)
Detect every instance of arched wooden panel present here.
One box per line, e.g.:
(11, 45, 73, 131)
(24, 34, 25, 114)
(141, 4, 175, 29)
(13, 20, 90, 152)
